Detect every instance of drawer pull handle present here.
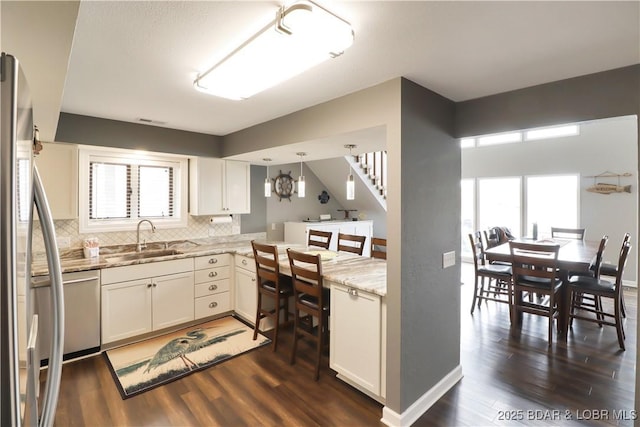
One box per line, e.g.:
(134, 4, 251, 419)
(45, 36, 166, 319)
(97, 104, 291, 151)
(209, 284, 218, 291)
(209, 271, 217, 278)
(242, 259, 247, 265)
(251, 277, 256, 282)
(209, 258, 218, 264)
(349, 288, 358, 297)
(147, 283, 152, 288)
(209, 302, 218, 309)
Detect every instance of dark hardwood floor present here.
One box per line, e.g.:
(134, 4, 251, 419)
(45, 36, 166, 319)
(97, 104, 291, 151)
(415, 263, 637, 426)
(47, 263, 636, 426)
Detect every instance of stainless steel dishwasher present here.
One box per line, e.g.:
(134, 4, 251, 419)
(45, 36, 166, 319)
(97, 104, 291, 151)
(32, 270, 101, 365)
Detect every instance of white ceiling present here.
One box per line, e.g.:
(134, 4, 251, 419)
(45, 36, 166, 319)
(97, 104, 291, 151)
(3, 1, 639, 160)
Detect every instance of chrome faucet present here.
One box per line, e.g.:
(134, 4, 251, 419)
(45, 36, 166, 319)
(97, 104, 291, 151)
(136, 219, 156, 252)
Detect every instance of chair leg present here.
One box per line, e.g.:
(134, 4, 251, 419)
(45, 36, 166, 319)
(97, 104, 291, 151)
(272, 295, 281, 352)
(290, 307, 299, 365)
(614, 296, 625, 351)
(620, 290, 627, 318)
(253, 292, 262, 341)
(314, 315, 323, 381)
(470, 275, 480, 314)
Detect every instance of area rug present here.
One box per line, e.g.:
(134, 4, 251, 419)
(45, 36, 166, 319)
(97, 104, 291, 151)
(104, 316, 270, 399)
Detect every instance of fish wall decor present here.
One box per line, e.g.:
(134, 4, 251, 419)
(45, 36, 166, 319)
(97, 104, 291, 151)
(586, 183, 632, 195)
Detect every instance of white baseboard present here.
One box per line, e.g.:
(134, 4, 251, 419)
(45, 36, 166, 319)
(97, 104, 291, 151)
(380, 365, 463, 427)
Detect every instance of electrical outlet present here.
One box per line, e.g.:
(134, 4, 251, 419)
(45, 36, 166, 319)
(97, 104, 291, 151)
(442, 251, 456, 268)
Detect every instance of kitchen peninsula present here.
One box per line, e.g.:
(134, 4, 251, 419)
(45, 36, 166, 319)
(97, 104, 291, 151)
(31, 234, 388, 403)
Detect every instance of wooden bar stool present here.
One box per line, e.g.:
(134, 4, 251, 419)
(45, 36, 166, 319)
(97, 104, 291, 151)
(371, 237, 387, 259)
(251, 241, 293, 352)
(308, 229, 332, 249)
(337, 232, 366, 256)
(287, 248, 329, 380)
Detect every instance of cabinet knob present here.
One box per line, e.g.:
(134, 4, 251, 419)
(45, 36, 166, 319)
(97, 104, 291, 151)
(208, 258, 218, 264)
(349, 288, 358, 297)
(153, 283, 157, 288)
(251, 277, 256, 282)
(209, 302, 218, 308)
(147, 283, 152, 288)
(209, 271, 217, 278)
(209, 284, 218, 291)
(242, 259, 247, 265)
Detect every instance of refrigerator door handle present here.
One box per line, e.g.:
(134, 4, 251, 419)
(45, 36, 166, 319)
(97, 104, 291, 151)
(33, 165, 64, 427)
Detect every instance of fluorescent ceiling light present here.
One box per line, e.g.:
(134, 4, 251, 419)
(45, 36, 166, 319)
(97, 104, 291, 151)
(525, 124, 579, 140)
(194, 0, 354, 100)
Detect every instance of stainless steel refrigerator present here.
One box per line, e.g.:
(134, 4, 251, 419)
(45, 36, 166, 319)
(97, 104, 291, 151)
(1, 53, 65, 427)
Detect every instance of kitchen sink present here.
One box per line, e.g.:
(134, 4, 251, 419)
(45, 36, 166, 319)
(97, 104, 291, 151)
(105, 249, 182, 263)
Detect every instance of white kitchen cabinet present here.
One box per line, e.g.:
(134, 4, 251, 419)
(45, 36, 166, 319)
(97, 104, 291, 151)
(34, 142, 78, 219)
(189, 157, 250, 215)
(330, 282, 385, 402)
(194, 254, 231, 319)
(101, 259, 194, 344)
(233, 254, 257, 323)
(284, 220, 374, 256)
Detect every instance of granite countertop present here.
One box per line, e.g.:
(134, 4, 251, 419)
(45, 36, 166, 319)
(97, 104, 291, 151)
(32, 236, 387, 296)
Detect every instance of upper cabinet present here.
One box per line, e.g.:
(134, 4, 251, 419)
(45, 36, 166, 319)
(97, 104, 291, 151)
(34, 142, 78, 219)
(189, 157, 250, 215)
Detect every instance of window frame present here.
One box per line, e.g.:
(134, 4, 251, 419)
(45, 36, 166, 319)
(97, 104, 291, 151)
(78, 147, 188, 233)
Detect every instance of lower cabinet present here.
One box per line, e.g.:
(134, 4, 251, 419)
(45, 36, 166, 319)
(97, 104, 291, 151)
(233, 254, 275, 331)
(330, 282, 386, 402)
(233, 254, 257, 323)
(194, 254, 231, 319)
(101, 259, 194, 345)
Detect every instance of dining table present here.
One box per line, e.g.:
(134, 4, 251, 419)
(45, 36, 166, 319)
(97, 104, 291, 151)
(484, 238, 600, 336)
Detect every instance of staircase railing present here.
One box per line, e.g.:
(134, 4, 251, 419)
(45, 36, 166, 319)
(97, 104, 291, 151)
(355, 150, 387, 199)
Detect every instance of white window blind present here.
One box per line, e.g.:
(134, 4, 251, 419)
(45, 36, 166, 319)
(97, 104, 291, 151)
(90, 162, 130, 219)
(138, 165, 173, 217)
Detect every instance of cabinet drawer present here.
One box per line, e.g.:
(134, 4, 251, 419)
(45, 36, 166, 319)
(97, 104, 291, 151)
(234, 254, 255, 273)
(195, 279, 230, 298)
(194, 253, 230, 270)
(195, 292, 231, 318)
(194, 266, 230, 284)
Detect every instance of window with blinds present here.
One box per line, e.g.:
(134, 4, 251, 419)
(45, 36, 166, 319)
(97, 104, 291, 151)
(79, 148, 188, 233)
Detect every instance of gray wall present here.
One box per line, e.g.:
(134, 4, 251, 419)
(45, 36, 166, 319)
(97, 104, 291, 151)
(399, 78, 459, 409)
(56, 112, 222, 157)
(264, 161, 345, 241)
(240, 165, 267, 234)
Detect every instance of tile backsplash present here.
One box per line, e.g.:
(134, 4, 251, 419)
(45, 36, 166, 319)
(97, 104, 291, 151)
(31, 215, 241, 253)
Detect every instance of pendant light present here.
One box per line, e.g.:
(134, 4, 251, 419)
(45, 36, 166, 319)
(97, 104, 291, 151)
(345, 144, 356, 200)
(263, 158, 272, 197)
(296, 152, 306, 198)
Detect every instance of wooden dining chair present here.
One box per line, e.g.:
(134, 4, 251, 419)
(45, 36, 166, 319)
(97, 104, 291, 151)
(509, 241, 562, 346)
(599, 233, 631, 318)
(565, 242, 631, 350)
(551, 227, 586, 240)
(251, 241, 294, 352)
(287, 248, 329, 380)
(337, 232, 366, 256)
(469, 232, 512, 314)
(569, 235, 608, 324)
(308, 229, 332, 249)
(371, 237, 387, 260)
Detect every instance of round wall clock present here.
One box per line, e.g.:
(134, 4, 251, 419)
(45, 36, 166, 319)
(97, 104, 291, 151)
(273, 170, 295, 202)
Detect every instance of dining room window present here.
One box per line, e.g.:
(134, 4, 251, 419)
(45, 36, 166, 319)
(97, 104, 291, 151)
(478, 177, 522, 237)
(525, 174, 579, 238)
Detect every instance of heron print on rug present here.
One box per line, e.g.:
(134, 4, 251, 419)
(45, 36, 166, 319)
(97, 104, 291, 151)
(104, 316, 270, 399)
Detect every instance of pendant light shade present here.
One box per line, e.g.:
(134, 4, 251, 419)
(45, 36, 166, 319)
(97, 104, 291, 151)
(344, 144, 356, 200)
(263, 158, 272, 197)
(297, 152, 306, 198)
(346, 173, 355, 200)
